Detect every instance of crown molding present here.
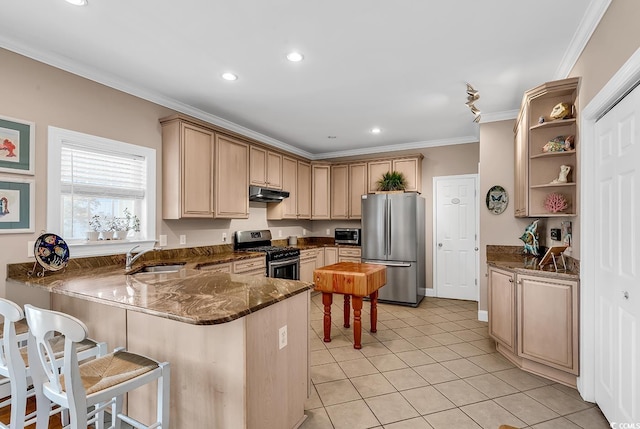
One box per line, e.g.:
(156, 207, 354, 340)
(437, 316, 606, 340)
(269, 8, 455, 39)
(479, 110, 518, 124)
(554, 0, 612, 79)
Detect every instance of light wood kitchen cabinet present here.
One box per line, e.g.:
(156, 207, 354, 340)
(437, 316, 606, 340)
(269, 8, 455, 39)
(311, 164, 331, 219)
(488, 264, 580, 386)
(515, 77, 579, 217)
(323, 247, 338, 266)
(297, 161, 311, 219)
(338, 247, 361, 263)
(233, 256, 266, 276)
(487, 267, 517, 354)
(367, 155, 423, 193)
(215, 134, 249, 218)
(198, 262, 232, 273)
(300, 248, 320, 283)
(349, 163, 367, 219)
(330, 164, 349, 219)
(161, 119, 215, 219)
(249, 146, 282, 189)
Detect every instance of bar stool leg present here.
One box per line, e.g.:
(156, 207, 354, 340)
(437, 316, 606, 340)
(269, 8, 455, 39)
(322, 293, 333, 343)
(343, 295, 351, 328)
(352, 296, 363, 349)
(370, 290, 378, 333)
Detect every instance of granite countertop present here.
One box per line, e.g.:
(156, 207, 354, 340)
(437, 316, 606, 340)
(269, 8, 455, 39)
(487, 245, 579, 280)
(6, 245, 313, 325)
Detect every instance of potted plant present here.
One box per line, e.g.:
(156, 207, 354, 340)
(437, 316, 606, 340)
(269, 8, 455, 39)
(100, 216, 116, 240)
(376, 171, 407, 192)
(113, 216, 130, 240)
(123, 208, 141, 239)
(86, 215, 101, 241)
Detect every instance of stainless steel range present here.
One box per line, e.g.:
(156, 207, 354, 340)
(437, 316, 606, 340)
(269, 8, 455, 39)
(233, 230, 300, 280)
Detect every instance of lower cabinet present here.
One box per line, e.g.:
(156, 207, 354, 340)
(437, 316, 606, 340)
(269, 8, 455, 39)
(323, 247, 338, 266)
(487, 265, 579, 386)
(300, 248, 320, 283)
(233, 257, 266, 277)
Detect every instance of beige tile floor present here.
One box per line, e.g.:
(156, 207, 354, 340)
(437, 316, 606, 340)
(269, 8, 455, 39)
(301, 294, 610, 429)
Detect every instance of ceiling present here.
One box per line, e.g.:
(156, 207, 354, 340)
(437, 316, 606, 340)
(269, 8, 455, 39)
(0, 1, 607, 159)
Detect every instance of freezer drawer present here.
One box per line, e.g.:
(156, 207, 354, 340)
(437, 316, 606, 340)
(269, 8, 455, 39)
(363, 260, 423, 306)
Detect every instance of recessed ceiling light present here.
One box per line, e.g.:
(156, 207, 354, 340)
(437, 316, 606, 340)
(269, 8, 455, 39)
(286, 52, 304, 62)
(327, 136, 337, 139)
(221, 72, 238, 81)
(65, 0, 87, 5)
(371, 128, 381, 134)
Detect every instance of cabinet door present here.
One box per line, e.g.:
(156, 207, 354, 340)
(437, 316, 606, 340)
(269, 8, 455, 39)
(311, 164, 330, 219)
(367, 160, 391, 193)
(323, 247, 338, 267)
(297, 161, 311, 219)
(517, 274, 578, 373)
(299, 250, 317, 284)
(181, 123, 215, 217)
(513, 111, 528, 217)
(488, 267, 517, 354)
(249, 146, 267, 187)
(348, 163, 367, 219)
(330, 165, 348, 219)
(215, 135, 249, 218)
(393, 157, 421, 193)
(266, 151, 283, 189)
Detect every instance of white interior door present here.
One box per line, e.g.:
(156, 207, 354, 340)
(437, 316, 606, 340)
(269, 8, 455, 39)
(434, 175, 478, 300)
(594, 83, 640, 424)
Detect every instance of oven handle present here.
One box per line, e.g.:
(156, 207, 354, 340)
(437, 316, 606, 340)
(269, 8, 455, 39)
(268, 257, 300, 268)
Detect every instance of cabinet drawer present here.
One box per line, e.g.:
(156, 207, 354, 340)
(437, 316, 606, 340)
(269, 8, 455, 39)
(338, 257, 361, 263)
(300, 248, 319, 260)
(233, 257, 265, 273)
(338, 248, 361, 257)
(198, 262, 232, 273)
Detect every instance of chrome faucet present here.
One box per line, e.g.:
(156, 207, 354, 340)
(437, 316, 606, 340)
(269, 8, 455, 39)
(126, 245, 159, 271)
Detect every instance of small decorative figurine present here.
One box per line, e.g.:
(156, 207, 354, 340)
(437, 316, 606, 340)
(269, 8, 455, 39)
(550, 102, 572, 120)
(542, 135, 574, 152)
(519, 219, 540, 256)
(551, 165, 571, 184)
(544, 192, 568, 213)
(538, 116, 545, 124)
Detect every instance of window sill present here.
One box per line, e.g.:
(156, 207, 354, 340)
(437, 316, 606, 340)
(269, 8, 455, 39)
(68, 239, 157, 258)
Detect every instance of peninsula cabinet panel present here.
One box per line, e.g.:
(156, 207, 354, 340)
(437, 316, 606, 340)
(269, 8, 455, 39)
(297, 161, 312, 219)
(161, 119, 214, 219)
(349, 163, 367, 219)
(215, 134, 249, 218)
(517, 274, 579, 373)
(249, 146, 282, 189)
(330, 164, 349, 219)
(311, 164, 331, 219)
(487, 266, 517, 354)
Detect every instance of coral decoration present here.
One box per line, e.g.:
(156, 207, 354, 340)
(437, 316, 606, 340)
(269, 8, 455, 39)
(544, 192, 568, 213)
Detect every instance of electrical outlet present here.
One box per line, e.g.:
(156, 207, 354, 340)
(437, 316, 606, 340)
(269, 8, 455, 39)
(302, 229, 307, 236)
(159, 235, 167, 247)
(279, 325, 287, 350)
(179, 235, 187, 245)
(278, 230, 282, 237)
(27, 241, 35, 257)
(222, 232, 227, 242)
(326, 228, 331, 236)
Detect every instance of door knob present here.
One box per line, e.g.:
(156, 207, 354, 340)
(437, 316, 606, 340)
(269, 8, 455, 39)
(623, 291, 629, 299)
(475, 247, 479, 251)
(438, 243, 443, 248)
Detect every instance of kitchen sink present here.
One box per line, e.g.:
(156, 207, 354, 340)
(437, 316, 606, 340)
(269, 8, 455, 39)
(133, 263, 186, 274)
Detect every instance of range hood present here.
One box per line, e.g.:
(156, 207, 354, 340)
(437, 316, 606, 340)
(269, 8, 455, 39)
(249, 186, 290, 203)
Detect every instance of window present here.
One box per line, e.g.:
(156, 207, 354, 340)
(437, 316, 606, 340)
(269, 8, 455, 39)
(48, 127, 156, 256)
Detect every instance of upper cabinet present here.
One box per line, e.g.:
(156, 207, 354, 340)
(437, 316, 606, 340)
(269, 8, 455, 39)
(515, 77, 579, 217)
(267, 157, 311, 220)
(249, 146, 282, 189)
(161, 118, 215, 219)
(366, 155, 423, 194)
(297, 161, 312, 219)
(160, 115, 248, 220)
(330, 162, 367, 220)
(348, 163, 367, 219)
(311, 163, 331, 219)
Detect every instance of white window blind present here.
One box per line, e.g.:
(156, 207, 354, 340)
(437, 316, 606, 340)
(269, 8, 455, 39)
(61, 143, 146, 199)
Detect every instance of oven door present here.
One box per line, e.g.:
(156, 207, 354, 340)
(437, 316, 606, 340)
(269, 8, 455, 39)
(269, 258, 300, 280)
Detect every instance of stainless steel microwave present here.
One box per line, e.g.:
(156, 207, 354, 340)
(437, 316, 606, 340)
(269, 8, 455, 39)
(334, 228, 361, 245)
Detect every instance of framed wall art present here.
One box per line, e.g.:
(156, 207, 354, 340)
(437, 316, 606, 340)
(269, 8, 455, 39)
(0, 115, 35, 175)
(0, 175, 35, 234)
(485, 185, 508, 215)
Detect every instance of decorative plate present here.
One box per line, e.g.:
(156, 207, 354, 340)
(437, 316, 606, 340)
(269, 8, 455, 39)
(486, 185, 508, 215)
(34, 233, 69, 271)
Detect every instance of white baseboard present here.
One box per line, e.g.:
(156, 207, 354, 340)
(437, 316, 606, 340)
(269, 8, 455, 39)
(477, 310, 488, 322)
(424, 288, 436, 297)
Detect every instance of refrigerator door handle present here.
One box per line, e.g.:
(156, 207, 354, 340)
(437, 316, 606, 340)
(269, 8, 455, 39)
(386, 198, 391, 256)
(362, 260, 412, 267)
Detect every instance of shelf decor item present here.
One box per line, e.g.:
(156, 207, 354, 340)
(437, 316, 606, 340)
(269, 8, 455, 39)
(544, 192, 568, 213)
(542, 135, 574, 152)
(550, 165, 572, 184)
(550, 102, 573, 120)
(0, 115, 35, 175)
(28, 232, 69, 277)
(376, 171, 407, 192)
(519, 219, 540, 255)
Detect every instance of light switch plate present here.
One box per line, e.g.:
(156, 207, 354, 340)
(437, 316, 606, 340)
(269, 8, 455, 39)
(159, 235, 167, 247)
(27, 241, 35, 257)
(179, 235, 186, 245)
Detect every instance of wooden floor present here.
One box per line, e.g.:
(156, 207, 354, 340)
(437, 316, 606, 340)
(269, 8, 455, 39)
(0, 397, 96, 429)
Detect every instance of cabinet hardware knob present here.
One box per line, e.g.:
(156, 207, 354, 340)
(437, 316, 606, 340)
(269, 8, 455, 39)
(509, 278, 514, 283)
(623, 291, 629, 299)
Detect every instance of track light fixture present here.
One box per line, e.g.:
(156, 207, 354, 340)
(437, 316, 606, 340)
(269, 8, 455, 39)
(466, 83, 481, 123)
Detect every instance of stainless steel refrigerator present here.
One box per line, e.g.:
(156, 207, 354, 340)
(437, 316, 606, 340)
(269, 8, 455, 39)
(361, 192, 425, 307)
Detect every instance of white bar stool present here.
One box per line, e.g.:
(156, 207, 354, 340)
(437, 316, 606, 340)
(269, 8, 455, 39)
(24, 304, 170, 429)
(0, 298, 106, 429)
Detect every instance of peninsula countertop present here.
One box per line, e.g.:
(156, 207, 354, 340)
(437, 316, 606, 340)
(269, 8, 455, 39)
(486, 245, 579, 280)
(6, 246, 313, 325)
